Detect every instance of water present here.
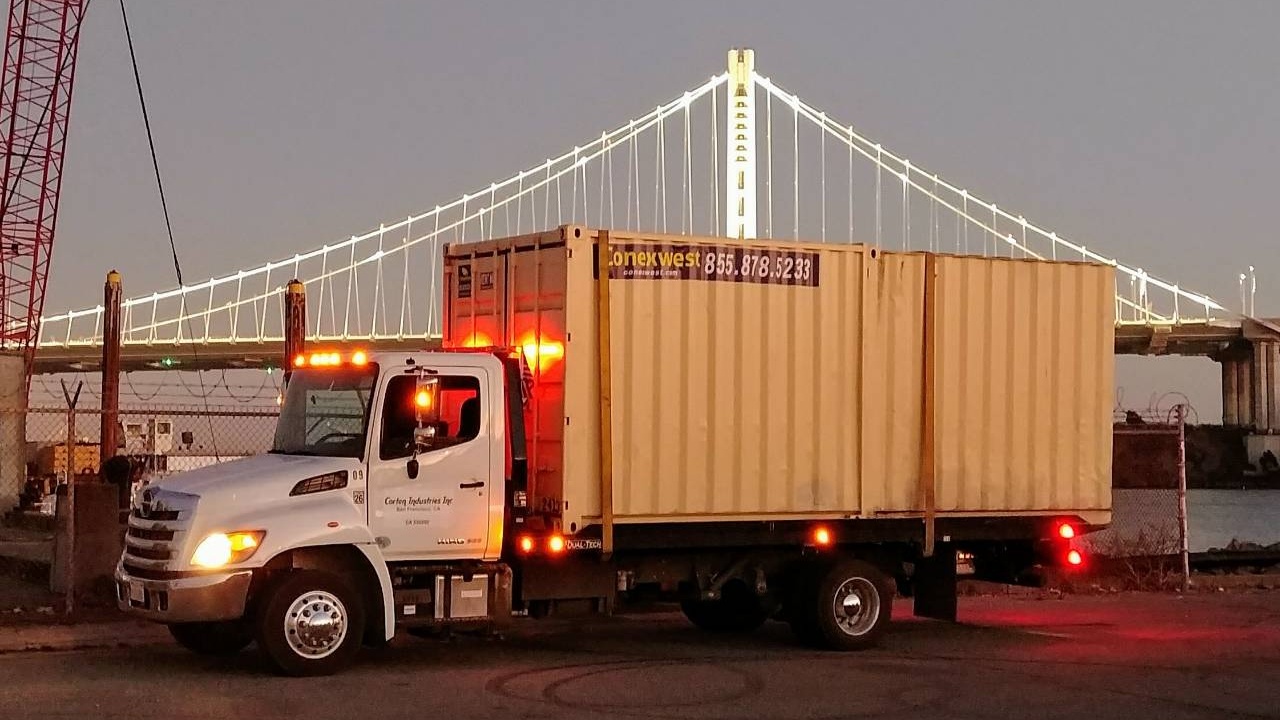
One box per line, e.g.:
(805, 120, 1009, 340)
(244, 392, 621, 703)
(1187, 489, 1280, 552)
(1087, 489, 1280, 554)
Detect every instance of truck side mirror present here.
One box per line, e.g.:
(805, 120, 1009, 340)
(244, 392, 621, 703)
(407, 376, 437, 480)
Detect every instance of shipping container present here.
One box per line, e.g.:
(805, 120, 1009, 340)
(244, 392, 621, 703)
(36, 442, 101, 477)
(444, 226, 1114, 533)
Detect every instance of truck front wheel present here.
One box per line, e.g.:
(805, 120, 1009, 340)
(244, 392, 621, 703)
(168, 620, 253, 656)
(804, 560, 892, 650)
(255, 570, 365, 676)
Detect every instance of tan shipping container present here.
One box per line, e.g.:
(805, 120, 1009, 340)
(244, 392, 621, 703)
(36, 443, 101, 477)
(444, 226, 1113, 535)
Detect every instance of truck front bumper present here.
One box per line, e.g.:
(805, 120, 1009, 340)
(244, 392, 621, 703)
(115, 563, 252, 623)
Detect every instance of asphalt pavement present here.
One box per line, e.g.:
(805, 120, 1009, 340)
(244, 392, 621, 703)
(0, 592, 1276, 719)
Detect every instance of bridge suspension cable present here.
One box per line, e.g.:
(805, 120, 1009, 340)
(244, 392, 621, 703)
(35, 54, 1231, 357)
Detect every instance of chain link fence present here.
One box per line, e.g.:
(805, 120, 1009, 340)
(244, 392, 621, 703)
(1074, 407, 1190, 589)
(2, 401, 279, 515)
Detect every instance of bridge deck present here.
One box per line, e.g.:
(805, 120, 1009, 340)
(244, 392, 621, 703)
(29, 319, 1280, 374)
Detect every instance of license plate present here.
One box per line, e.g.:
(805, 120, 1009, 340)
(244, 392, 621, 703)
(128, 582, 145, 604)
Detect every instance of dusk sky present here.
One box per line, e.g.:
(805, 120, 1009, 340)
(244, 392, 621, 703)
(46, 1, 1280, 419)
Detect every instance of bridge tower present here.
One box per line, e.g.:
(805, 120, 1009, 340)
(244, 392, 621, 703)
(724, 48, 755, 240)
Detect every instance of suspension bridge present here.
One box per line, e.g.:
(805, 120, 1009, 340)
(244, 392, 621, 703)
(29, 49, 1280, 426)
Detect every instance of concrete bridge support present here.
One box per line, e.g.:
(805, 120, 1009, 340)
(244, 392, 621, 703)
(1221, 340, 1280, 432)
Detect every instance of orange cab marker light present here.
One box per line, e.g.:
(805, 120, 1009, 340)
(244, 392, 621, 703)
(813, 526, 833, 547)
(293, 353, 307, 368)
(518, 536, 535, 554)
(351, 350, 368, 366)
(547, 535, 566, 554)
(1058, 523, 1076, 540)
(1066, 549, 1084, 566)
(415, 390, 432, 408)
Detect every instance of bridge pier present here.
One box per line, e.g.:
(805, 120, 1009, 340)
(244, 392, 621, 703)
(1220, 339, 1280, 432)
(1221, 338, 1280, 472)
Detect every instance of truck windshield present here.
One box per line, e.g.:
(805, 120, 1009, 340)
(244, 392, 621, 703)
(272, 365, 378, 458)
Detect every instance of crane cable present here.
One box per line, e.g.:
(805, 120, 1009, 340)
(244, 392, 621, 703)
(119, 0, 219, 459)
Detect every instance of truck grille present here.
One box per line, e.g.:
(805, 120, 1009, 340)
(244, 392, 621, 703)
(131, 508, 180, 521)
(124, 544, 172, 561)
(126, 526, 175, 542)
(121, 488, 198, 575)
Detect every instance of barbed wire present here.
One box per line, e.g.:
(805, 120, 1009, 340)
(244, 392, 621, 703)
(31, 370, 283, 406)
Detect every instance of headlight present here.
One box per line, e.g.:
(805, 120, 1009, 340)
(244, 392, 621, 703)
(191, 531, 265, 569)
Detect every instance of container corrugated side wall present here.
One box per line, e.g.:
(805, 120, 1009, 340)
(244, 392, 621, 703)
(931, 255, 1113, 514)
(562, 229, 929, 525)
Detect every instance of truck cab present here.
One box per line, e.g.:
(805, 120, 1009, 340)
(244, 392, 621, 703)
(117, 348, 524, 675)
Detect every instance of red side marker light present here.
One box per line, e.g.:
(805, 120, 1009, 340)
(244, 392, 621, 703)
(813, 526, 833, 547)
(518, 536, 534, 554)
(547, 535, 566, 554)
(1066, 549, 1083, 566)
(1058, 523, 1076, 540)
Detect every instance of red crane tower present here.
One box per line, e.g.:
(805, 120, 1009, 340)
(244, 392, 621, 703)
(0, 0, 85, 371)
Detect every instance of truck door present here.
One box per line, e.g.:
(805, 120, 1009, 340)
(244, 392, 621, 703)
(367, 368, 491, 560)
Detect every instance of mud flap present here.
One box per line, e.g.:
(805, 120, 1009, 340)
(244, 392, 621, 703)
(912, 543, 957, 622)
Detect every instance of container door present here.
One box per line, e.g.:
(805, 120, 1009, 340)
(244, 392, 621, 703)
(366, 368, 491, 560)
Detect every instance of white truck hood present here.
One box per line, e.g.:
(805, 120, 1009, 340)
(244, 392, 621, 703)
(151, 452, 354, 501)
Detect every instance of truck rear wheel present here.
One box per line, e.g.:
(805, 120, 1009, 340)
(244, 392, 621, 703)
(255, 570, 365, 676)
(808, 560, 891, 650)
(680, 580, 769, 633)
(168, 620, 253, 656)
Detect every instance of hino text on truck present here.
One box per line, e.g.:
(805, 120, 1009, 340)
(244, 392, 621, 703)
(116, 226, 1114, 675)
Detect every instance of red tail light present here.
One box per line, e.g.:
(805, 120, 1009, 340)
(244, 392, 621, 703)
(1058, 523, 1076, 540)
(1066, 549, 1084, 567)
(518, 536, 534, 554)
(547, 535, 566, 554)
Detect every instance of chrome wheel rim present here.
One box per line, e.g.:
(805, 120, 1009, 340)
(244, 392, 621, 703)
(284, 590, 347, 659)
(831, 577, 879, 636)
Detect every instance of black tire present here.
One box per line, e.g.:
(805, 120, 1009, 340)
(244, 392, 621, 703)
(680, 580, 769, 633)
(168, 620, 253, 656)
(809, 559, 892, 650)
(255, 570, 365, 677)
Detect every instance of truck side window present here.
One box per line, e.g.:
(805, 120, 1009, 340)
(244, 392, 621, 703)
(379, 375, 482, 460)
